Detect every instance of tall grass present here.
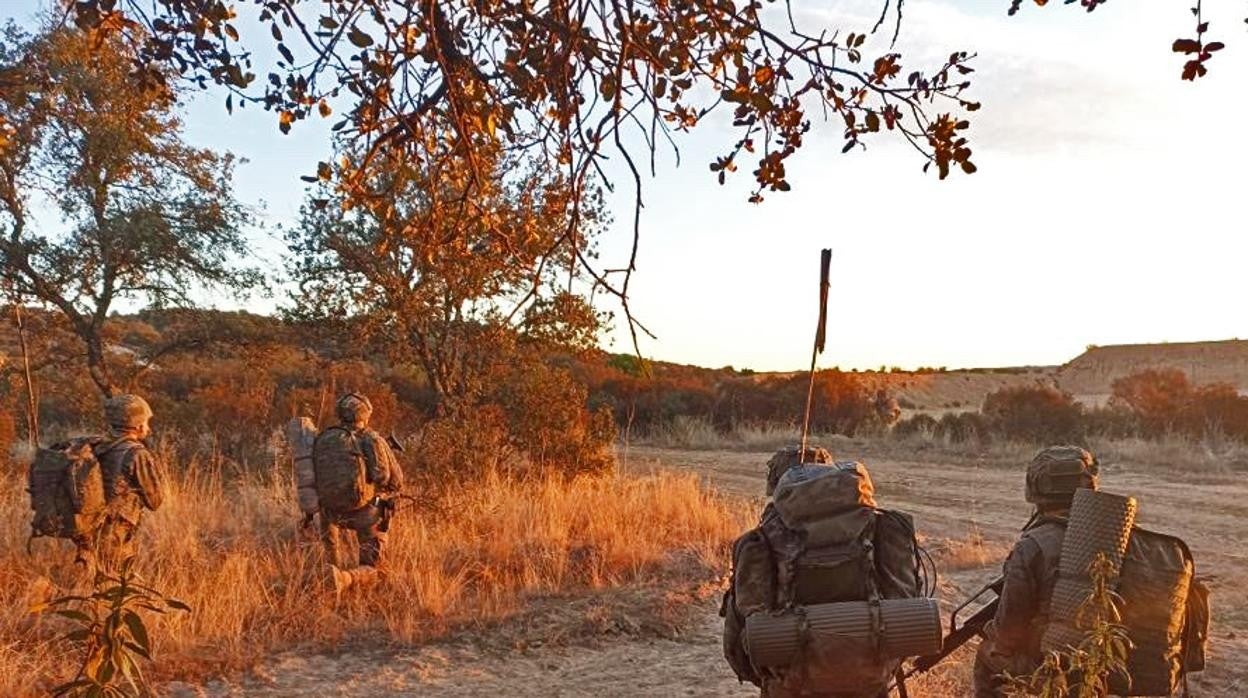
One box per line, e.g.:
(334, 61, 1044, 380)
(635, 416, 807, 451)
(0, 449, 750, 695)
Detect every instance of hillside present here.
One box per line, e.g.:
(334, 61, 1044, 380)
(1057, 339, 1248, 405)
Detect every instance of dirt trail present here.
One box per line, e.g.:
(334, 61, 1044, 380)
(168, 611, 755, 697)
(174, 447, 1246, 696)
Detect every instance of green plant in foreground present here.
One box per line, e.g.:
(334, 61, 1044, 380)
(1003, 552, 1132, 698)
(32, 560, 191, 697)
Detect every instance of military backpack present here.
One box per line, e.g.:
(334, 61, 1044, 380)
(27, 438, 107, 543)
(722, 462, 924, 695)
(312, 426, 375, 514)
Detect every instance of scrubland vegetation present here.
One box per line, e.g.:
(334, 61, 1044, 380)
(0, 437, 749, 695)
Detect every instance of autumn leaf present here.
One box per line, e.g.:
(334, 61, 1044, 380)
(1172, 38, 1201, 54)
(348, 26, 373, 48)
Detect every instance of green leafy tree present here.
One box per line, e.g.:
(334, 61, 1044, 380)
(0, 24, 256, 397)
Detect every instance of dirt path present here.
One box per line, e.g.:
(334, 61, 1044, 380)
(168, 610, 756, 697)
(172, 446, 1246, 696)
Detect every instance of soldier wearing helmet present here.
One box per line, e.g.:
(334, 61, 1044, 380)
(316, 392, 404, 591)
(764, 444, 834, 496)
(75, 394, 165, 575)
(973, 445, 1100, 697)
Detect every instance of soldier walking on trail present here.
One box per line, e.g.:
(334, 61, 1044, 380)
(312, 392, 404, 591)
(723, 446, 930, 698)
(76, 394, 165, 575)
(973, 445, 1100, 698)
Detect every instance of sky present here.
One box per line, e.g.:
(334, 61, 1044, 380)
(6, 1, 1248, 372)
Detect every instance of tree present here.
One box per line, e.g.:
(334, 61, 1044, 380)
(287, 139, 605, 414)
(982, 385, 1084, 443)
(1109, 368, 1192, 434)
(61, 0, 988, 346)
(0, 24, 256, 397)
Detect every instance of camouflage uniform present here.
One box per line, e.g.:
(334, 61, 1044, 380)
(74, 395, 164, 575)
(319, 393, 404, 570)
(973, 518, 1065, 697)
(973, 446, 1099, 697)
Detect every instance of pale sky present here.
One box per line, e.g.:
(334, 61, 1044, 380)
(7, 1, 1247, 372)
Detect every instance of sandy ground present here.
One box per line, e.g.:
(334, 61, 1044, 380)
(170, 445, 1247, 696)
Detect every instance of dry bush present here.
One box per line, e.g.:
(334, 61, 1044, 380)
(983, 386, 1084, 443)
(489, 357, 617, 476)
(0, 451, 749, 695)
(935, 411, 992, 445)
(893, 413, 938, 439)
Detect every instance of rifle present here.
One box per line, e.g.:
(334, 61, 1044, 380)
(375, 493, 419, 533)
(906, 576, 1004, 678)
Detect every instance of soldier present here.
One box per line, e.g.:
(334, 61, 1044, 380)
(313, 393, 404, 591)
(75, 394, 165, 575)
(973, 445, 1100, 697)
(764, 444, 834, 496)
(725, 447, 925, 698)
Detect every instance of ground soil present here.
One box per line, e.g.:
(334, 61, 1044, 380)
(171, 445, 1247, 696)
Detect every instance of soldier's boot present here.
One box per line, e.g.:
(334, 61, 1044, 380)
(330, 565, 380, 595)
(330, 564, 353, 595)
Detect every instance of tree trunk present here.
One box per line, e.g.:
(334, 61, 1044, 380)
(12, 303, 39, 448)
(83, 331, 117, 398)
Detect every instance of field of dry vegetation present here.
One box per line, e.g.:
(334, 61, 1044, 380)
(2, 425, 1244, 696)
(0, 442, 749, 697)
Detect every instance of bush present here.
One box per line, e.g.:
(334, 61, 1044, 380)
(934, 411, 990, 444)
(1111, 369, 1248, 442)
(892, 413, 937, 438)
(982, 385, 1083, 443)
(1110, 368, 1191, 434)
(1082, 405, 1141, 440)
(490, 357, 616, 476)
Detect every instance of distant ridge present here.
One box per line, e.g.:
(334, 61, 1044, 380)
(1056, 339, 1248, 402)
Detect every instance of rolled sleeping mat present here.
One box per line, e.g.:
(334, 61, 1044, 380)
(744, 598, 942, 669)
(1058, 488, 1138, 578)
(286, 416, 319, 514)
(1042, 488, 1137, 654)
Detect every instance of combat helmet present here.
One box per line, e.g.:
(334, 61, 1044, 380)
(336, 392, 373, 426)
(765, 444, 834, 496)
(1025, 445, 1099, 507)
(104, 394, 153, 434)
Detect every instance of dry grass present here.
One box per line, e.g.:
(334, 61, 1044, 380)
(633, 416, 818, 452)
(924, 526, 1011, 573)
(0, 452, 751, 696)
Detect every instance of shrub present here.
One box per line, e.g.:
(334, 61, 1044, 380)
(935, 411, 990, 444)
(893, 413, 937, 438)
(1081, 406, 1140, 440)
(1110, 369, 1248, 442)
(1110, 368, 1191, 434)
(490, 357, 616, 476)
(983, 385, 1083, 443)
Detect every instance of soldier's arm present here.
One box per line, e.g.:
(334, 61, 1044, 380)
(361, 433, 404, 491)
(129, 447, 165, 511)
(992, 537, 1042, 655)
